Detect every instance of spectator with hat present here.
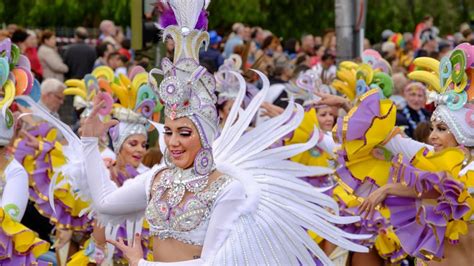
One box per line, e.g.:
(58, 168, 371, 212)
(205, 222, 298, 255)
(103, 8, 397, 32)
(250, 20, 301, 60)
(199, 30, 224, 73)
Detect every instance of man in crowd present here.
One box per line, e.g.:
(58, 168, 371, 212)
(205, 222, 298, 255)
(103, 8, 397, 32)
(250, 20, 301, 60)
(312, 51, 336, 86)
(107, 52, 128, 76)
(39, 78, 66, 120)
(396, 82, 431, 138)
(99, 19, 119, 48)
(63, 27, 97, 79)
(301, 34, 315, 56)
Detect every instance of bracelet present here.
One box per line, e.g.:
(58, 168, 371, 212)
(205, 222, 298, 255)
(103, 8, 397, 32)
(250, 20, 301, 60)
(90, 235, 107, 250)
(341, 100, 352, 112)
(85, 236, 107, 264)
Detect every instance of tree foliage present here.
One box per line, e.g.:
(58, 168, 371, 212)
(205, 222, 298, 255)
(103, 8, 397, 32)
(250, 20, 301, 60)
(1, 0, 472, 42)
(1, 0, 130, 29)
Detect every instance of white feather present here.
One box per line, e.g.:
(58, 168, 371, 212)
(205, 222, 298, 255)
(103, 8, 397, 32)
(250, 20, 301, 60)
(208, 67, 370, 264)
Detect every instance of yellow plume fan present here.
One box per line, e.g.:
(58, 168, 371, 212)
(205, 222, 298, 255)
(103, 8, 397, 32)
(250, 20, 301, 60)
(88, 90, 97, 101)
(92, 66, 114, 81)
(408, 71, 441, 93)
(0, 80, 15, 110)
(63, 88, 87, 100)
(130, 73, 148, 108)
(332, 79, 355, 100)
(336, 69, 356, 90)
(110, 83, 130, 108)
(339, 61, 359, 70)
(119, 73, 131, 88)
(356, 63, 374, 84)
(132, 73, 148, 91)
(65, 79, 86, 92)
(98, 78, 113, 95)
(413, 57, 440, 75)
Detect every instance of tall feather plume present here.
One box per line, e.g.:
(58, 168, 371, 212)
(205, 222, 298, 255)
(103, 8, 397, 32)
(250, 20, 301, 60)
(157, 0, 209, 30)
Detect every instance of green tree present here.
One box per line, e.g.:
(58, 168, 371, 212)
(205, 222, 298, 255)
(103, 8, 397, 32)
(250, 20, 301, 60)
(1, 0, 129, 29)
(1, 0, 471, 43)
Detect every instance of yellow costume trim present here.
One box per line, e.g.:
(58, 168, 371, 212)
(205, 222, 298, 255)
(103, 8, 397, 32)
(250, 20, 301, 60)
(404, 145, 474, 243)
(332, 90, 402, 260)
(338, 90, 397, 187)
(285, 108, 331, 167)
(374, 228, 404, 261)
(307, 229, 323, 244)
(15, 128, 91, 230)
(0, 208, 50, 258)
(66, 249, 90, 266)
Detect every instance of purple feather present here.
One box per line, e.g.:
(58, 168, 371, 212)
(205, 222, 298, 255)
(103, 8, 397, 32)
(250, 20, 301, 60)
(158, 7, 208, 30)
(195, 10, 209, 30)
(158, 7, 177, 29)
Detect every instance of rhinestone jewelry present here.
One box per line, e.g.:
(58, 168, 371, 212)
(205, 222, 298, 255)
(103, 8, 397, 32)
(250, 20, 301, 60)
(161, 167, 210, 207)
(145, 168, 231, 244)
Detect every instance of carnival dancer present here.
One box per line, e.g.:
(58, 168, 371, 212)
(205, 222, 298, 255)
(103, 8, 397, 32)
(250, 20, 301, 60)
(319, 43, 474, 265)
(25, 1, 371, 265)
(0, 38, 51, 265)
(302, 50, 397, 265)
(78, 1, 367, 265)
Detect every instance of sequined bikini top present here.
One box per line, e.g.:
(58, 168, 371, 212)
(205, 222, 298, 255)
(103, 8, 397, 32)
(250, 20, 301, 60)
(145, 166, 231, 245)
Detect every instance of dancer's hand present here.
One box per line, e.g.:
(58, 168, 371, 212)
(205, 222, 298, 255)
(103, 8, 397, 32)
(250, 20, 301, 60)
(54, 229, 73, 249)
(312, 92, 352, 111)
(80, 100, 118, 138)
(19, 130, 39, 149)
(260, 102, 284, 118)
(107, 233, 143, 266)
(358, 186, 388, 220)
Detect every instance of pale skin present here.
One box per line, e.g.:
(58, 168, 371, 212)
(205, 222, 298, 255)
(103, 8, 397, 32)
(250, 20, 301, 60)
(315, 106, 336, 132)
(403, 86, 426, 111)
(81, 101, 222, 265)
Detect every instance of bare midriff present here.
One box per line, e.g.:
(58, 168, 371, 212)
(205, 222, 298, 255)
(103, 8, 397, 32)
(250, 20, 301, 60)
(153, 235, 203, 262)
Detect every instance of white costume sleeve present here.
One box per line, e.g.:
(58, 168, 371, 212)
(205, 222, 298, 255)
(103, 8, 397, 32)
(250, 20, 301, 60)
(82, 137, 150, 224)
(201, 180, 247, 260)
(384, 134, 433, 160)
(2, 159, 29, 222)
(319, 132, 339, 157)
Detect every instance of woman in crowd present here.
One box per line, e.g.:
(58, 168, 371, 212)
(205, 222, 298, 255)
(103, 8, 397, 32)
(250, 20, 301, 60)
(38, 30, 69, 82)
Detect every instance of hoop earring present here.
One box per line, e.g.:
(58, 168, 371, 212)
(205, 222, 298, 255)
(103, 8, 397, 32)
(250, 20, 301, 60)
(194, 147, 214, 175)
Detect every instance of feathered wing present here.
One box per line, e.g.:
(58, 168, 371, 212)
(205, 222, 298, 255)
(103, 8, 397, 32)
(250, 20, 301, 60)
(208, 71, 370, 265)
